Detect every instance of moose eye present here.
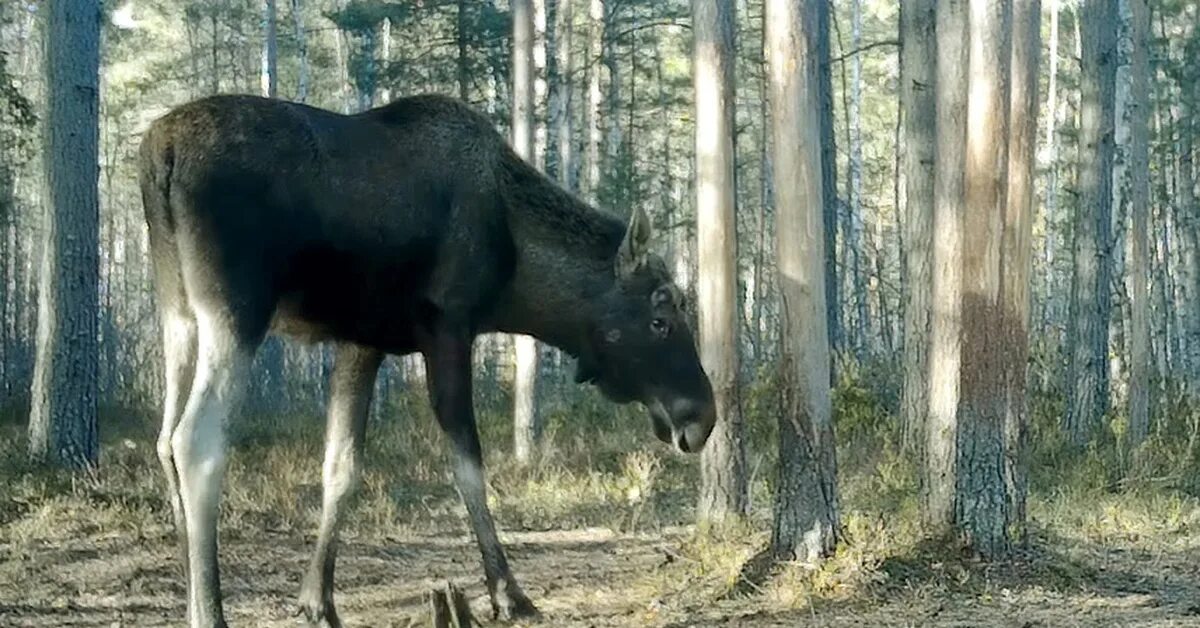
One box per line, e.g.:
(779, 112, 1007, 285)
(650, 317, 670, 338)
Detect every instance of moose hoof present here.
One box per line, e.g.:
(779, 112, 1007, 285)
(493, 588, 540, 622)
(295, 591, 341, 628)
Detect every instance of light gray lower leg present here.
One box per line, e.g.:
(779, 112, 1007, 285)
(299, 345, 381, 628)
(172, 315, 254, 628)
(158, 313, 196, 550)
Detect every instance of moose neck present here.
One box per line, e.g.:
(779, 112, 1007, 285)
(485, 152, 626, 357)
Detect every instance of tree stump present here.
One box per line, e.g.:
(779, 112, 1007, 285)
(426, 582, 474, 628)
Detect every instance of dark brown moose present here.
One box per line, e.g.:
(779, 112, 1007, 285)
(139, 93, 716, 628)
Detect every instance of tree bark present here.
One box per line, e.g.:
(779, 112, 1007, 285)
(512, 0, 541, 464)
(1127, 0, 1150, 446)
(552, 0, 574, 190)
(899, 0, 936, 453)
(693, 0, 747, 524)
(817, 0, 841, 375)
(291, 0, 309, 102)
(956, 0, 1014, 559)
(1066, 0, 1117, 447)
(457, 0, 470, 101)
(1041, 0, 1060, 342)
(765, 0, 839, 563)
(1002, 0, 1039, 541)
(923, 0, 967, 533)
(584, 0, 603, 199)
(28, 0, 100, 469)
(261, 0, 278, 98)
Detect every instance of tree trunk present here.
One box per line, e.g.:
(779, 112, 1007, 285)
(28, 0, 100, 469)
(1127, 0, 1150, 446)
(291, 0, 309, 102)
(899, 0, 936, 453)
(533, 0, 547, 169)
(693, 0, 747, 524)
(584, 0, 603, 199)
(551, 0, 574, 190)
(512, 0, 541, 464)
(956, 0, 1016, 559)
(847, 0, 868, 360)
(1041, 0, 1060, 344)
(1066, 0, 1117, 447)
(1178, 36, 1199, 392)
(457, 0, 470, 101)
(923, 0, 968, 533)
(813, 1, 840, 376)
(1002, 0, 1039, 541)
(765, 0, 839, 563)
(261, 0, 278, 98)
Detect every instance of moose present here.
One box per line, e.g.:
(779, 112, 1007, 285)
(138, 93, 716, 628)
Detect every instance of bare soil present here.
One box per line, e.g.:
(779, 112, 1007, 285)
(3, 522, 1200, 627)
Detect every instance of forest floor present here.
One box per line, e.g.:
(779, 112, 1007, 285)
(3, 394, 1200, 627)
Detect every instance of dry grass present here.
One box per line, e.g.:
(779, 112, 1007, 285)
(2, 385, 1200, 626)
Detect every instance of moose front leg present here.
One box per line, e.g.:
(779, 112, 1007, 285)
(299, 344, 382, 628)
(422, 325, 539, 620)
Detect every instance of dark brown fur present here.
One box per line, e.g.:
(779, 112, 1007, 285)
(139, 93, 714, 627)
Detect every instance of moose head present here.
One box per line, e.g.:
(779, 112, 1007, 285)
(574, 208, 717, 453)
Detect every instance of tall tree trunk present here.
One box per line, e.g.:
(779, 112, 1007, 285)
(261, 0, 278, 98)
(899, 0, 936, 453)
(1127, 0, 1150, 446)
(291, 0, 308, 102)
(765, 0, 839, 563)
(533, 0, 547, 169)
(379, 17, 392, 103)
(847, 0, 868, 360)
(511, 0, 541, 464)
(1041, 0, 1059, 344)
(1178, 37, 1199, 392)
(957, 0, 1014, 559)
(1002, 0, 1039, 541)
(601, 2, 621, 196)
(1066, 0, 1117, 447)
(693, 0, 747, 524)
(584, 0, 603, 199)
(29, 0, 100, 469)
(457, 0, 470, 101)
(816, 0, 840, 377)
(923, 0, 968, 533)
(552, 0, 574, 190)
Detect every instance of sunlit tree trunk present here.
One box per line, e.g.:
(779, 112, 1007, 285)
(261, 0, 278, 98)
(693, 0, 746, 524)
(1066, 0, 1117, 447)
(1041, 0, 1060, 344)
(584, 0, 603, 199)
(899, 0, 936, 453)
(957, 0, 1015, 559)
(290, 0, 308, 102)
(923, 0, 967, 533)
(29, 0, 100, 469)
(552, 0, 573, 189)
(765, 0, 839, 562)
(1002, 0, 1039, 540)
(1128, 0, 1150, 446)
(512, 0, 541, 464)
(1178, 36, 1199, 393)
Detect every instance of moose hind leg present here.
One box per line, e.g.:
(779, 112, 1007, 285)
(172, 311, 255, 628)
(422, 326, 539, 620)
(159, 310, 197, 567)
(299, 344, 382, 628)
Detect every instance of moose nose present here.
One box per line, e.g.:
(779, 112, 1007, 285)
(669, 399, 715, 454)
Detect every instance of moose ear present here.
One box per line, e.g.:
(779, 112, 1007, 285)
(616, 207, 653, 279)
